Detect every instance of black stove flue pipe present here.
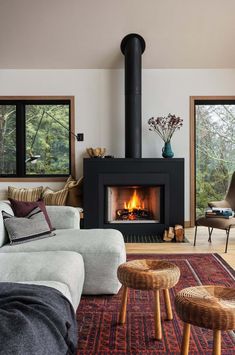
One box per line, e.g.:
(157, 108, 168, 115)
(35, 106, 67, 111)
(121, 33, 145, 158)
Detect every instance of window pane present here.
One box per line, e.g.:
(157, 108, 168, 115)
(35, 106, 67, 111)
(0, 105, 16, 175)
(196, 104, 235, 217)
(25, 104, 70, 175)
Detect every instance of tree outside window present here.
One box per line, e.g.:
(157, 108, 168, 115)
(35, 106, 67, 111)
(0, 97, 74, 178)
(195, 101, 235, 216)
(0, 105, 16, 175)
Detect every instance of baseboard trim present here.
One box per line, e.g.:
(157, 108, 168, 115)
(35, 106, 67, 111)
(184, 221, 192, 228)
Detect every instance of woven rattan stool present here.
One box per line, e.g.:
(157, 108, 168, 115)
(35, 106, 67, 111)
(175, 285, 235, 355)
(117, 259, 180, 340)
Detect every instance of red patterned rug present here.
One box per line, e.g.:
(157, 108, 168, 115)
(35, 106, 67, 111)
(76, 253, 235, 354)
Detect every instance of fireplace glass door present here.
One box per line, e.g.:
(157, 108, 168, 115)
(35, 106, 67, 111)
(106, 186, 161, 223)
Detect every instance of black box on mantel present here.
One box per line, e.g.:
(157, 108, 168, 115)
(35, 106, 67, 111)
(83, 158, 184, 237)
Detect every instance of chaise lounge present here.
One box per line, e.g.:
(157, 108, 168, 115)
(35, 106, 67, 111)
(0, 200, 126, 295)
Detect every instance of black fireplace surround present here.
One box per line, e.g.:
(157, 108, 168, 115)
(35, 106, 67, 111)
(84, 158, 184, 236)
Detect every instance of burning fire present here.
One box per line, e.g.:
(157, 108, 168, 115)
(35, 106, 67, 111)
(124, 189, 145, 211)
(116, 188, 151, 221)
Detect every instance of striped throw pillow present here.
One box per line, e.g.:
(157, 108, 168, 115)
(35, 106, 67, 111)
(42, 187, 68, 206)
(8, 186, 43, 202)
(2, 207, 54, 245)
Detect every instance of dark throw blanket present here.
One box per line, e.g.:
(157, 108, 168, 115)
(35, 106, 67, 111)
(0, 282, 77, 355)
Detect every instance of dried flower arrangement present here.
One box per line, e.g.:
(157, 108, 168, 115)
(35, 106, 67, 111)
(148, 114, 183, 143)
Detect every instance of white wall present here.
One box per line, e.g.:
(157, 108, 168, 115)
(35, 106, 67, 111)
(1, 69, 235, 220)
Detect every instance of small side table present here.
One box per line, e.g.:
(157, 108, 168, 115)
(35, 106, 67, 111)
(117, 259, 180, 340)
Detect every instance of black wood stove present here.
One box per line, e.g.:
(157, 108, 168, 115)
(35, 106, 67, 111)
(83, 34, 184, 236)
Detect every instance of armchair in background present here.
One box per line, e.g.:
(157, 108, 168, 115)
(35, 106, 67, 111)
(194, 172, 235, 253)
(208, 171, 235, 210)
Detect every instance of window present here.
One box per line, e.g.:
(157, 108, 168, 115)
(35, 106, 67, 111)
(190, 97, 235, 224)
(0, 97, 75, 179)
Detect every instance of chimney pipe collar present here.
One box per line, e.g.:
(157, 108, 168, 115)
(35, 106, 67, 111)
(121, 33, 146, 55)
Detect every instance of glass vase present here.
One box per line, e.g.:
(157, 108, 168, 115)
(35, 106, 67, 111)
(162, 141, 174, 158)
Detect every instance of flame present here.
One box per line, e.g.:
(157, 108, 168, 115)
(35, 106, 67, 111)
(124, 189, 145, 210)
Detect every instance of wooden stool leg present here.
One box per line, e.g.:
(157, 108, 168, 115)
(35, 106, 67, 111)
(208, 227, 213, 242)
(193, 225, 197, 246)
(163, 289, 173, 320)
(181, 322, 191, 355)
(225, 228, 230, 253)
(213, 330, 221, 355)
(119, 286, 128, 324)
(154, 289, 162, 340)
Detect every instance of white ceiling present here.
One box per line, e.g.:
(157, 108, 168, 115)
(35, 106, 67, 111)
(0, 0, 235, 69)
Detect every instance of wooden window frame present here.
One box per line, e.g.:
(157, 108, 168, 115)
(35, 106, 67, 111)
(0, 96, 75, 182)
(190, 96, 235, 226)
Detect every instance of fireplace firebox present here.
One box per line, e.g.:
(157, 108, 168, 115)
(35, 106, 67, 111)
(106, 185, 161, 223)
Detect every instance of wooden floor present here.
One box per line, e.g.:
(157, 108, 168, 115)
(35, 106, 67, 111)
(126, 227, 235, 269)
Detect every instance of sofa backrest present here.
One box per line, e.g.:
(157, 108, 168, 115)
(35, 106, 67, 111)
(46, 206, 81, 230)
(0, 202, 81, 247)
(0, 201, 14, 247)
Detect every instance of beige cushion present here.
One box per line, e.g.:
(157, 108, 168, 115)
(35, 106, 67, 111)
(8, 186, 43, 202)
(208, 200, 231, 209)
(64, 176, 83, 207)
(196, 216, 235, 229)
(43, 187, 68, 206)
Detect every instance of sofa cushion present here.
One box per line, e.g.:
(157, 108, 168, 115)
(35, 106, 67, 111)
(9, 198, 53, 231)
(8, 186, 43, 202)
(0, 228, 126, 295)
(0, 251, 85, 310)
(2, 207, 54, 245)
(18, 280, 73, 306)
(45, 205, 81, 229)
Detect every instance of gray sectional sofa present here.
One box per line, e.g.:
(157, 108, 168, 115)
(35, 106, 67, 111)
(0, 201, 126, 310)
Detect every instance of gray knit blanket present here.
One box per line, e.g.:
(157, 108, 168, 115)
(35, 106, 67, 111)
(0, 282, 77, 355)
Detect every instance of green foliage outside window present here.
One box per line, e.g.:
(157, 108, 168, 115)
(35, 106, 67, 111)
(196, 104, 235, 217)
(0, 105, 16, 175)
(0, 101, 71, 177)
(25, 104, 70, 175)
